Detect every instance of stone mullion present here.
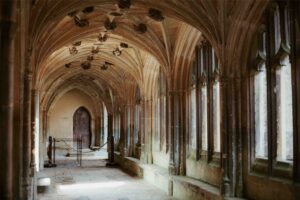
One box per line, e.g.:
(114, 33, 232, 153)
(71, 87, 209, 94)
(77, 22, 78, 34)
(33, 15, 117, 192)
(290, 1, 300, 182)
(207, 74, 214, 161)
(266, 8, 277, 175)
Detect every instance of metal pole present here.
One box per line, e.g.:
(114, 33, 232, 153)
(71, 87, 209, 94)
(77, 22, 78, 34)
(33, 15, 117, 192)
(53, 138, 56, 165)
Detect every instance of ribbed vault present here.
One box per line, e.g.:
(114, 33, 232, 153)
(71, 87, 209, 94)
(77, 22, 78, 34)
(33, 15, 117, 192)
(29, 0, 269, 112)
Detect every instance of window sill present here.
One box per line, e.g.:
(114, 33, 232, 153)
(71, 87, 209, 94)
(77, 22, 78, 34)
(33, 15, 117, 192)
(250, 158, 293, 180)
(210, 152, 221, 167)
(251, 158, 268, 174)
(273, 161, 293, 179)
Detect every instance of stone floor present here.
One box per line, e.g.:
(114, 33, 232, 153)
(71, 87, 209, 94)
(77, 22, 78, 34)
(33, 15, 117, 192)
(37, 158, 177, 200)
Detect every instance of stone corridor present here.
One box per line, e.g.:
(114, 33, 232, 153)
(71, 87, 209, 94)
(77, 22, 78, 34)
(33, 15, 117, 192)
(2, 1, 300, 199)
(37, 159, 176, 200)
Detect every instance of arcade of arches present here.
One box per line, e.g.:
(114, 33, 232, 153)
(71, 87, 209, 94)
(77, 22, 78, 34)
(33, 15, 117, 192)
(1, 0, 300, 199)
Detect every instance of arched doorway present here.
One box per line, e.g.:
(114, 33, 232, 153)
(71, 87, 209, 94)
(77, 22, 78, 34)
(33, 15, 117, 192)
(73, 107, 91, 148)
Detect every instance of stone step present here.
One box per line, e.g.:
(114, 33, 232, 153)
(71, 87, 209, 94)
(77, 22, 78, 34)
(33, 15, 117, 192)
(37, 177, 51, 194)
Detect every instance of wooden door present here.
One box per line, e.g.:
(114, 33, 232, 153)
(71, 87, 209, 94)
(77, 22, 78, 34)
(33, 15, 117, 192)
(73, 107, 91, 148)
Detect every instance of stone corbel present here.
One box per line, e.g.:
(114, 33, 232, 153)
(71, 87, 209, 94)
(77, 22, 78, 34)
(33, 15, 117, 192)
(199, 72, 208, 86)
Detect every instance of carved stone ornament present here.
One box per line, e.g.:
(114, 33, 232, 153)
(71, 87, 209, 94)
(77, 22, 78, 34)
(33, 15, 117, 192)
(212, 68, 220, 83)
(82, 6, 94, 14)
(134, 23, 147, 34)
(199, 72, 207, 86)
(118, 0, 131, 10)
(91, 46, 100, 54)
(101, 64, 108, 70)
(67, 10, 78, 17)
(199, 38, 209, 47)
(105, 61, 113, 66)
(253, 53, 266, 72)
(69, 46, 78, 55)
(120, 42, 128, 48)
(113, 48, 122, 56)
(110, 12, 123, 17)
(65, 63, 71, 68)
(98, 33, 108, 42)
(104, 19, 117, 31)
(74, 16, 89, 27)
(81, 61, 91, 70)
(87, 55, 94, 61)
(148, 8, 164, 21)
(73, 41, 81, 46)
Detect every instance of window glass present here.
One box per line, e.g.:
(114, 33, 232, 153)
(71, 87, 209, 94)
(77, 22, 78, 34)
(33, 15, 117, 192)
(254, 63, 268, 159)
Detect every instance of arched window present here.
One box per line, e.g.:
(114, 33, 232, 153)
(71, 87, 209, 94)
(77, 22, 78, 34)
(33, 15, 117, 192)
(251, 0, 294, 178)
(187, 40, 220, 161)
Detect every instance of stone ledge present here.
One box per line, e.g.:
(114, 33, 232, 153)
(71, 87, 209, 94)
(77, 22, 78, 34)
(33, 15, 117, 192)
(114, 153, 143, 177)
(140, 164, 169, 176)
(172, 176, 221, 200)
(140, 164, 169, 194)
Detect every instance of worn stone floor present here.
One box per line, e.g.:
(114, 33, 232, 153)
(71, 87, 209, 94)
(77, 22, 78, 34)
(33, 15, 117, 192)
(37, 156, 176, 200)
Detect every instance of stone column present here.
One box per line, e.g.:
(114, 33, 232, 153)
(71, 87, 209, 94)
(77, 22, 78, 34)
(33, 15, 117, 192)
(219, 76, 232, 197)
(140, 99, 153, 164)
(168, 90, 184, 195)
(129, 104, 135, 157)
(0, 1, 17, 198)
(120, 105, 128, 157)
(107, 114, 115, 165)
(31, 90, 38, 170)
(140, 99, 146, 162)
(136, 104, 142, 159)
(40, 110, 47, 170)
(30, 89, 39, 199)
(100, 112, 104, 145)
(168, 91, 183, 175)
(22, 70, 32, 200)
(94, 115, 99, 146)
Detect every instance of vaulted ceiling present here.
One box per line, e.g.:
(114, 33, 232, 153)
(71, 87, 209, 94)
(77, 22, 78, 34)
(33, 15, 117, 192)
(29, 0, 268, 113)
